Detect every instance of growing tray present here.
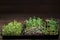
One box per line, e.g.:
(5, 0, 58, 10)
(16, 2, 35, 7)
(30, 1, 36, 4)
(1, 19, 59, 39)
(2, 34, 59, 39)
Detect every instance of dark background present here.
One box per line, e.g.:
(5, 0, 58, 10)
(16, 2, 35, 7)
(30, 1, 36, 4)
(0, 0, 60, 19)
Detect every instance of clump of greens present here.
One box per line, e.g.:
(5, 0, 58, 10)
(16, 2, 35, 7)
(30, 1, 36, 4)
(25, 17, 59, 35)
(2, 18, 59, 36)
(2, 20, 23, 36)
(46, 18, 58, 35)
(24, 17, 44, 35)
(25, 17, 43, 27)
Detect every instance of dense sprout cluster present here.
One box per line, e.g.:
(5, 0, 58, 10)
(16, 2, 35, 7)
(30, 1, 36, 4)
(25, 17, 43, 27)
(2, 20, 23, 36)
(2, 17, 59, 36)
(24, 17, 45, 35)
(24, 17, 58, 35)
(45, 19, 58, 35)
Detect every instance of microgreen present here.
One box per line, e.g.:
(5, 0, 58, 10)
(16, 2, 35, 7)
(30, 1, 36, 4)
(2, 20, 23, 36)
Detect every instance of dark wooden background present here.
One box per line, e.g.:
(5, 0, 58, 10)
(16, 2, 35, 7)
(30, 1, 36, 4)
(0, 0, 60, 19)
(0, 0, 60, 40)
